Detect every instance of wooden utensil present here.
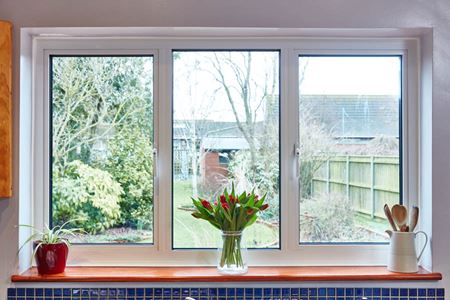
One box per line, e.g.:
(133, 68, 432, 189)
(384, 204, 398, 231)
(392, 204, 408, 231)
(409, 206, 419, 232)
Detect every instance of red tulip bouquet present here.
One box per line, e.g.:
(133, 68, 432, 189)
(191, 185, 268, 273)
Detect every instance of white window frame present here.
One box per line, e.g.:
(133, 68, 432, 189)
(30, 33, 419, 266)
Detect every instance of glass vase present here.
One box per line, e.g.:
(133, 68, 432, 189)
(217, 231, 248, 275)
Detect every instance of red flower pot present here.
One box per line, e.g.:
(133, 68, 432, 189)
(33, 242, 69, 275)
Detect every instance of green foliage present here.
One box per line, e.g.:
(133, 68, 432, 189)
(104, 126, 154, 229)
(51, 56, 154, 237)
(18, 221, 83, 259)
(191, 185, 268, 232)
(52, 160, 123, 234)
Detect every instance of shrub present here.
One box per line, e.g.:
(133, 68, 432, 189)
(52, 160, 123, 234)
(104, 126, 154, 229)
(300, 193, 365, 242)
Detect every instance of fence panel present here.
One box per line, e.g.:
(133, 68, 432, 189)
(311, 155, 400, 218)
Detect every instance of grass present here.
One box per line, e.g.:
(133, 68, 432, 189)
(71, 181, 387, 245)
(354, 213, 390, 241)
(172, 180, 279, 248)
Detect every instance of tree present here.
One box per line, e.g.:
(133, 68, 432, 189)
(51, 56, 154, 232)
(173, 56, 218, 196)
(208, 52, 279, 182)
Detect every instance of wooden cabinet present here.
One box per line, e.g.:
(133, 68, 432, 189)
(0, 21, 12, 198)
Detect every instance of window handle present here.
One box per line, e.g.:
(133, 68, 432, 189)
(294, 143, 300, 179)
(153, 148, 158, 179)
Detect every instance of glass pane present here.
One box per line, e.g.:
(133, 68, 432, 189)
(51, 56, 154, 244)
(298, 56, 401, 243)
(173, 51, 280, 249)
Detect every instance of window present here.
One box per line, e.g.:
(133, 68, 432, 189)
(50, 55, 154, 244)
(298, 56, 402, 243)
(172, 50, 280, 249)
(30, 34, 418, 265)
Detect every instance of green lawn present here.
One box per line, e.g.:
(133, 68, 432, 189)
(354, 213, 390, 241)
(173, 180, 279, 248)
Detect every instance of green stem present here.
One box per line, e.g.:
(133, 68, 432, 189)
(220, 232, 244, 269)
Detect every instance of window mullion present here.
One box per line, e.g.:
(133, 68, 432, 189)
(156, 47, 173, 253)
(284, 48, 301, 250)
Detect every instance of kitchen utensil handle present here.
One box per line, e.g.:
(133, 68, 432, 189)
(384, 204, 398, 231)
(416, 230, 428, 262)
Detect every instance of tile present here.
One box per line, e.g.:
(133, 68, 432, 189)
(191, 288, 200, 297)
(127, 288, 136, 297)
(300, 288, 308, 297)
(45, 289, 53, 297)
(182, 289, 190, 297)
(136, 288, 145, 297)
(5, 286, 445, 300)
(17, 288, 25, 297)
(145, 288, 153, 296)
(7, 289, 15, 296)
(418, 289, 427, 297)
(63, 288, 72, 297)
(154, 288, 162, 296)
(246, 288, 254, 297)
(318, 288, 327, 297)
(345, 288, 354, 297)
(254, 289, 262, 297)
(400, 289, 408, 297)
(391, 289, 399, 297)
(309, 288, 317, 297)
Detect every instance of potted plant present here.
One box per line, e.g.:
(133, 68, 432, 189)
(191, 185, 268, 275)
(19, 221, 82, 275)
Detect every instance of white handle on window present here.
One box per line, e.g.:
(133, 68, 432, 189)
(153, 148, 158, 179)
(294, 143, 300, 179)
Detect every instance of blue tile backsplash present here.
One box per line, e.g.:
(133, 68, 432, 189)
(6, 287, 445, 300)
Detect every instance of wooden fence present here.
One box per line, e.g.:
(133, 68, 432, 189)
(311, 155, 399, 218)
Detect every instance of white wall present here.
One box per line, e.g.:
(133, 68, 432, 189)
(0, 0, 449, 296)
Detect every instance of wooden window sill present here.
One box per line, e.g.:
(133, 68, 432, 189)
(11, 266, 442, 282)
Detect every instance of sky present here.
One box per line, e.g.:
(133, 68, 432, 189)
(172, 52, 402, 121)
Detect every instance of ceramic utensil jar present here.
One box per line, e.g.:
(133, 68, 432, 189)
(387, 230, 428, 273)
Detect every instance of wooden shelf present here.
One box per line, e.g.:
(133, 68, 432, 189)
(11, 266, 442, 282)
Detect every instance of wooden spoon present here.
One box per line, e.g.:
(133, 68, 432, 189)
(384, 204, 398, 231)
(409, 206, 419, 232)
(392, 204, 408, 231)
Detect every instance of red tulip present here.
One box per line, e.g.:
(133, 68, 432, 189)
(222, 202, 229, 211)
(220, 195, 226, 204)
(246, 208, 254, 215)
(201, 199, 213, 211)
(260, 203, 269, 211)
(229, 195, 239, 204)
